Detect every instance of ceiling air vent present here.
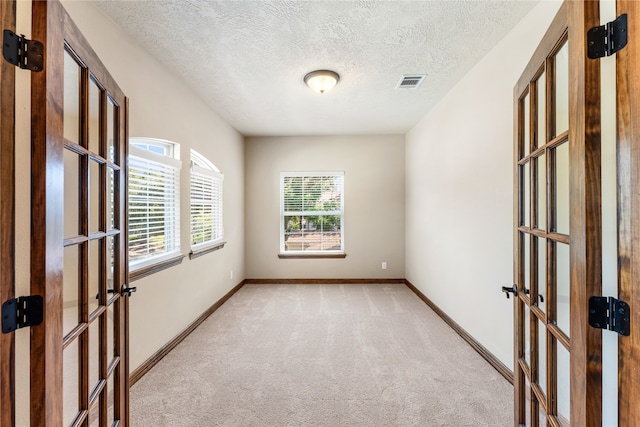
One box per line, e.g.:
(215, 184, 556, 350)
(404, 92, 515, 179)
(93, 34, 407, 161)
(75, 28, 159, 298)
(396, 74, 426, 89)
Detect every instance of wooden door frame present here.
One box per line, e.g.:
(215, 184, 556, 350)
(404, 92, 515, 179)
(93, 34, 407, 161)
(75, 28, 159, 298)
(567, 1, 602, 425)
(0, 1, 16, 426)
(617, 1, 640, 424)
(31, 0, 65, 424)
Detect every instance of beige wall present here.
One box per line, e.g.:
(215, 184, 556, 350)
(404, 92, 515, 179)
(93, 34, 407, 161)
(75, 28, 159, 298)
(245, 135, 405, 279)
(59, 0, 246, 372)
(14, 5, 245, 422)
(405, 0, 562, 369)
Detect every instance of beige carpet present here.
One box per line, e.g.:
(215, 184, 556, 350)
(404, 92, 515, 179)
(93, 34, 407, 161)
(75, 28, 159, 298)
(130, 284, 512, 426)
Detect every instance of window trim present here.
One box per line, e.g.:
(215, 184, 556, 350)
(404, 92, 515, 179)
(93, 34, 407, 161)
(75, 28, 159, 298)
(280, 171, 345, 255)
(278, 253, 347, 259)
(128, 138, 182, 274)
(129, 254, 185, 282)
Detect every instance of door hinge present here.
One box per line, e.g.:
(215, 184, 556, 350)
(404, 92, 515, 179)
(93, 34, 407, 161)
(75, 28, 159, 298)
(1, 295, 43, 334)
(589, 296, 630, 336)
(587, 14, 628, 59)
(2, 29, 44, 71)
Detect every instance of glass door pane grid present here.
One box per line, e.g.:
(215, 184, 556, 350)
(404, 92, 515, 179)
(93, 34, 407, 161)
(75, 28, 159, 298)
(519, 40, 570, 427)
(69, 49, 116, 427)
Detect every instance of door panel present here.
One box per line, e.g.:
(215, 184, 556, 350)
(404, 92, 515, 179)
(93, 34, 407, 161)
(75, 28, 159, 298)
(513, 2, 603, 425)
(567, 1, 603, 424)
(31, 1, 128, 426)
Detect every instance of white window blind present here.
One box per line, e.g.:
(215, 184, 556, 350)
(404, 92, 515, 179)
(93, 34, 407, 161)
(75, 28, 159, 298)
(190, 159, 224, 249)
(280, 172, 344, 253)
(128, 143, 181, 269)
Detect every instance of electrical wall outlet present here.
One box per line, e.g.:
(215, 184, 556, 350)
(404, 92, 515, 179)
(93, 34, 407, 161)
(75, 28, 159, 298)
(230, 270, 233, 280)
(381, 262, 387, 270)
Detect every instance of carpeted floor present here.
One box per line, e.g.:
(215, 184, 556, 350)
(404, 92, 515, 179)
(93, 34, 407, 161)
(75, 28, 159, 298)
(130, 283, 513, 426)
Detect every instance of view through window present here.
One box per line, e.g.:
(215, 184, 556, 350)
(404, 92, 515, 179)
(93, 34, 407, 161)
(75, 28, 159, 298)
(280, 172, 344, 253)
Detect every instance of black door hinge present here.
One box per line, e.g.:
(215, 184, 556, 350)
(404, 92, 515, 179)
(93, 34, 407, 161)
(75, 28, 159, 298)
(589, 296, 630, 336)
(3, 29, 44, 71)
(1, 296, 43, 334)
(587, 14, 628, 59)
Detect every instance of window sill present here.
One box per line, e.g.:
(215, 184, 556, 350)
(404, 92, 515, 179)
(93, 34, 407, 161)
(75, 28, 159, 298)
(189, 241, 226, 260)
(130, 254, 185, 282)
(278, 253, 347, 259)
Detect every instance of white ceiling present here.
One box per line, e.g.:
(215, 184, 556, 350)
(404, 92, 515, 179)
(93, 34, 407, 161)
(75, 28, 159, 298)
(93, 0, 539, 137)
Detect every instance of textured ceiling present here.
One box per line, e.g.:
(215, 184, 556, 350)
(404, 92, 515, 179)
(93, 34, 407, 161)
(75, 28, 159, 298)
(93, 0, 539, 136)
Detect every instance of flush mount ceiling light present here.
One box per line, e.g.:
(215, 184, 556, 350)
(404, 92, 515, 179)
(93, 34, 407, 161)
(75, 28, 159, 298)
(304, 70, 340, 94)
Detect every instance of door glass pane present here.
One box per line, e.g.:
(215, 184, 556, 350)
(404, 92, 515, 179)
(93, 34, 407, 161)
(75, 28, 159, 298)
(64, 149, 80, 237)
(89, 319, 100, 393)
(537, 154, 546, 230)
(523, 92, 531, 157)
(89, 77, 101, 155)
(538, 319, 547, 395)
(107, 98, 116, 163)
(524, 162, 531, 227)
(537, 72, 546, 147)
(90, 160, 101, 233)
(538, 238, 547, 312)
(64, 51, 81, 143)
(556, 342, 571, 426)
(107, 168, 116, 231)
(554, 41, 569, 137)
(524, 233, 530, 294)
(63, 339, 80, 426)
(107, 372, 115, 426)
(106, 302, 115, 365)
(525, 376, 532, 426)
(88, 402, 99, 427)
(524, 304, 531, 367)
(106, 235, 115, 294)
(63, 245, 80, 337)
(89, 239, 100, 315)
(554, 143, 570, 234)
(556, 243, 570, 337)
(540, 408, 548, 427)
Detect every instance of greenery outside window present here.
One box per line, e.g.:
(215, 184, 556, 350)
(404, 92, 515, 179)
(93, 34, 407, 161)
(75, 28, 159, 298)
(190, 150, 224, 257)
(128, 138, 182, 271)
(280, 172, 344, 254)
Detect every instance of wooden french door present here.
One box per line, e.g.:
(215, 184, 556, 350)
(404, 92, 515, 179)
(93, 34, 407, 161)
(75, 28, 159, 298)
(31, 1, 129, 426)
(514, 4, 574, 424)
(514, 1, 640, 426)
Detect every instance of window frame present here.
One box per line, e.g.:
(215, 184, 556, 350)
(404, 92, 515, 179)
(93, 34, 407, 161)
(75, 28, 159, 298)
(279, 171, 345, 256)
(189, 150, 225, 258)
(128, 137, 183, 275)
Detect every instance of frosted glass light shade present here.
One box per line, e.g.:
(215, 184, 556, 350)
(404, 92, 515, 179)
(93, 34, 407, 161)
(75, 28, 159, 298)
(304, 70, 340, 94)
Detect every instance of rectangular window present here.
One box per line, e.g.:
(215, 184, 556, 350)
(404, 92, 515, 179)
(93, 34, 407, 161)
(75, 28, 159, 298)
(280, 172, 344, 254)
(190, 150, 224, 251)
(128, 140, 181, 270)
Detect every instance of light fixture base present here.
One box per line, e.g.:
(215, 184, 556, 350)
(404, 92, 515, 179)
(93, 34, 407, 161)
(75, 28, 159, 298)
(304, 70, 340, 94)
